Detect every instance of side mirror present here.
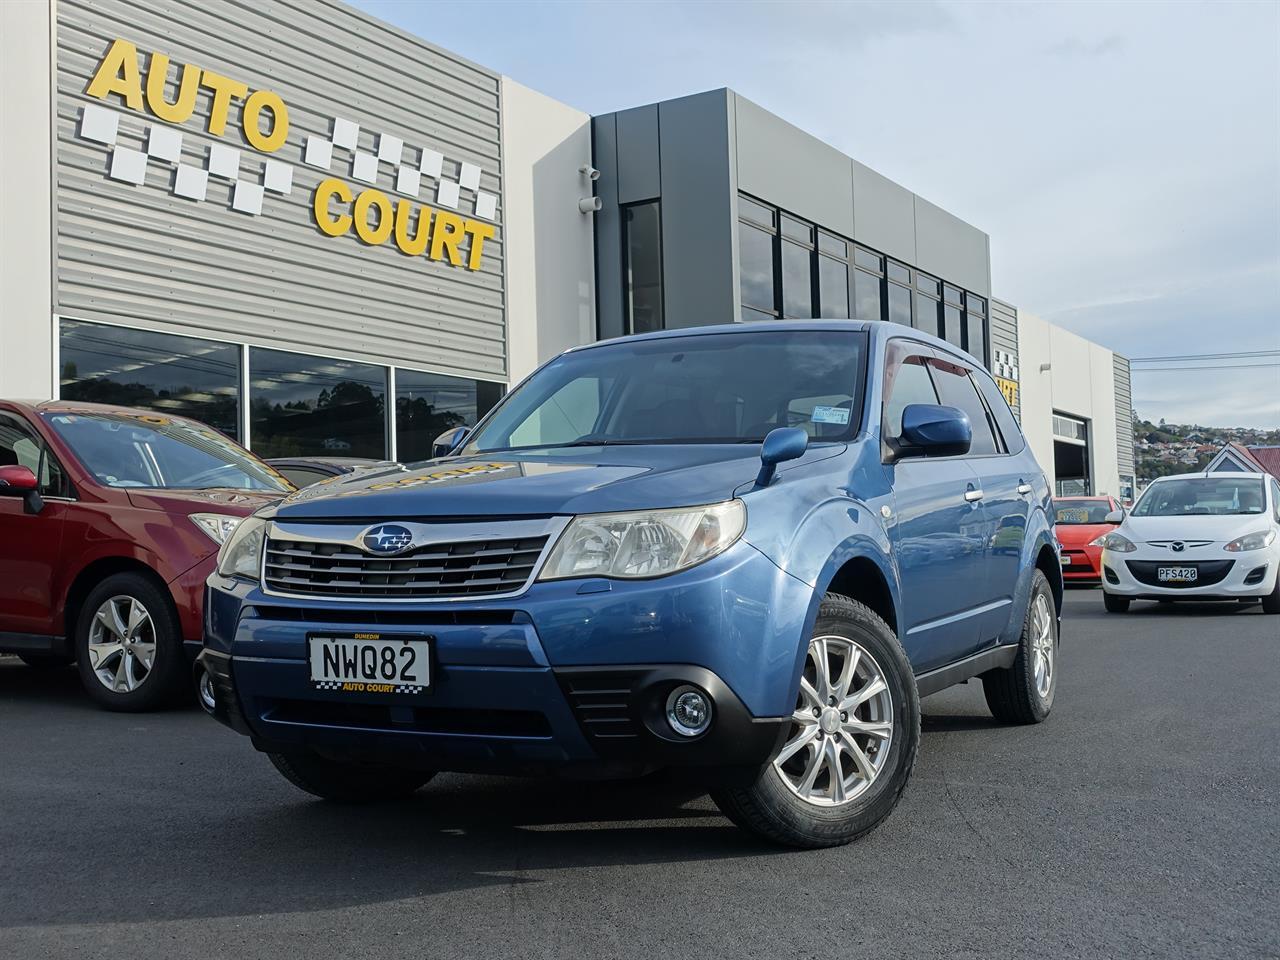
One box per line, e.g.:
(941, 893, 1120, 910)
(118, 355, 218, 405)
(898, 403, 971, 458)
(755, 427, 808, 487)
(431, 426, 470, 459)
(0, 465, 43, 514)
(1104, 510, 1124, 524)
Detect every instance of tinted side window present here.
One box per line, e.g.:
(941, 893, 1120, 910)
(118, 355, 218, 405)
(0, 414, 72, 498)
(972, 367, 1025, 454)
(882, 355, 938, 441)
(1271, 480, 1280, 522)
(928, 360, 998, 456)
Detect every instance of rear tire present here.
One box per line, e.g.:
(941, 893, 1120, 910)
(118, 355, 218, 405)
(982, 571, 1058, 724)
(268, 750, 434, 803)
(711, 594, 919, 849)
(1103, 592, 1130, 613)
(18, 653, 73, 669)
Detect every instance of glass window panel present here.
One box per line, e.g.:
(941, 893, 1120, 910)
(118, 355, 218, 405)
(59, 319, 241, 439)
(915, 273, 940, 296)
(854, 247, 883, 272)
(818, 256, 849, 319)
(818, 232, 847, 258)
(887, 261, 910, 284)
(887, 282, 912, 326)
(781, 215, 812, 243)
(739, 222, 776, 313)
(396, 369, 502, 463)
(965, 293, 986, 316)
(973, 367, 1025, 454)
(965, 313, 988, 366)
(882, 356, 938, 439)
(930, 360, 998, 455)
(249, 348, 386, 458)
(943, 304, 963, 349)
(738, 195, 774, 228)
(0, 413, 72, 498)
(781, 240, 813, 318)
(943, 284, 963, 305)
(741, 306, 775, 323)
(914, 292, 940, 336)
(623, 202, 664, 334)
(853, 269, 882, 322)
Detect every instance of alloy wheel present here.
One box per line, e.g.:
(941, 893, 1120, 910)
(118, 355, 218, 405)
(773, 635, 894, 806)
(1030, 591, 1055, 699)
(86, 595, 157, 694)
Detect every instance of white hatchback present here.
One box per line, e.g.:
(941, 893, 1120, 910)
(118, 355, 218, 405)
(1094, 471, 1280, 614)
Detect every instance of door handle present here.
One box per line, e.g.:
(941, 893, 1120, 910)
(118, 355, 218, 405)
(964, 488, 984, 503)
(1016, 483, 1033, 495)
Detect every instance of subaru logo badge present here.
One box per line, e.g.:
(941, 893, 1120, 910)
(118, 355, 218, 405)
(361, 524, 414, 555)
(1171, 541, 1185, 552)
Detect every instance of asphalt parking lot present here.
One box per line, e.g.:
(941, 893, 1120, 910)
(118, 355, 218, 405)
(1, 589, 1276, 960)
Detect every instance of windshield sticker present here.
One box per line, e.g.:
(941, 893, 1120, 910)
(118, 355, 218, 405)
(811, 405, 850, 426)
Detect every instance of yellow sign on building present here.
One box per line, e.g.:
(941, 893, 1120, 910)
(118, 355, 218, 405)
(996, 376, 1019, 407)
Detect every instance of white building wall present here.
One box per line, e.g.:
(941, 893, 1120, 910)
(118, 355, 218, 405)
(1017, 310, 1122, 498)
(500, 78, 595, 385)
(0, 0, 54, 398)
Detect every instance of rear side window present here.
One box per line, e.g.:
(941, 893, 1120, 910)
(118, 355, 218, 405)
(972, 368, 1025, 454)
(928, 359, 998, 456)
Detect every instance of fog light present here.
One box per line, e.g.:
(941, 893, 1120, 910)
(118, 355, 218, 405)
(666, 685, 712, 737)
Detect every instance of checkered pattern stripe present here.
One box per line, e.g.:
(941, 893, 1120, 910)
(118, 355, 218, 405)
(77, 103, 292, 216)
(303, 115, 497, 221)
(310, 680, 425, 695)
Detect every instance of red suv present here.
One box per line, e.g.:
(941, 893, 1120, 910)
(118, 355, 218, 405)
(0, 401, 290, 711)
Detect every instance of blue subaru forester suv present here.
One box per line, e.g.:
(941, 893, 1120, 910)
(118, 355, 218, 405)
(201, 321, 1061, 848)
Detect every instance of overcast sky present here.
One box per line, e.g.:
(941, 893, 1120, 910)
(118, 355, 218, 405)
(354, 0, 1280, 429)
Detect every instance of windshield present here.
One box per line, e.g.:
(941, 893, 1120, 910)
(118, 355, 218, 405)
(1131, 477, 1266, 517)
(463, 330, 867, 453)
(45, 412, 291, 492)
(1053, 499, 1114, 524)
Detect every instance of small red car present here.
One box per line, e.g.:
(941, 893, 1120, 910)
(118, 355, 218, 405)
(0, 401, 290, 711)
(1053, 495, 1124, 583)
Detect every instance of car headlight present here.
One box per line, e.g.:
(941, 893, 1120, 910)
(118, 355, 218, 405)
(539, 500, 746, 581)
(1089, 531, 1136, 552)
(1224, 529, 1277, 552)
(190, 513, 243, 546)
(216, 515, 267, 579)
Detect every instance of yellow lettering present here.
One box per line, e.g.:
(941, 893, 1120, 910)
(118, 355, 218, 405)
(144, 52, 200, 124)
(463, 219, 495, 271)
(242, 89, 289, 152)
(313, 178, 352, 237)
(353, 189, 394, 245)
(200, 71, 249, 136)
(430, 211, 466, 266)
(394, 201, 431, 256)
(86, 39, 143, 110)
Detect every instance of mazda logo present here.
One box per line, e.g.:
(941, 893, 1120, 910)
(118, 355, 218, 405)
(361, 524, 415, 555)
(1171, 541, 1185, 552)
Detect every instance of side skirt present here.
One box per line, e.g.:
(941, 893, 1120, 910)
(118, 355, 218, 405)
(0, 631, 59, 655)
(915, 644, 1018, 698)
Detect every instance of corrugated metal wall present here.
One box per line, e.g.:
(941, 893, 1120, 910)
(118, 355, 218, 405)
(990, 297, 1020, 420)
(1113, 353, 1134, 477)
(54, 0, 505, 382)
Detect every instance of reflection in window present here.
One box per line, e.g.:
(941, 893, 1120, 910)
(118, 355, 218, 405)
(59, 319, 240, 439)
(782, 240, 813, 317)
(854, 270, 882, 322)
(943, 304, 963, 349)
(249, 349, 386, 458)
(965, 313, 988, 366)
(819, 256, 849, 318)
(739, 221, 776, 316)
(396, 369, 503, 463)
(623, 202, 664, 334)
(887, 283, 911, 326)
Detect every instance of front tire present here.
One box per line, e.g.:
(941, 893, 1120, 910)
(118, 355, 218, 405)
(1262, 572, 1280, 614)
(1103, 592, 1130, 613)
(74, 572, 188, 712)
(711, 594, 920, 849)
(982, 571, 1058, 724)
(268, 750, 434, 803)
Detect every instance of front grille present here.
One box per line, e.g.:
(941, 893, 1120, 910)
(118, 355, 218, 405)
(263, 536, 549, 599)
(1126, 559, 1234, 588)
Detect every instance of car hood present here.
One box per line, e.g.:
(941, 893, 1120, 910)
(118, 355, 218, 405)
(125, 487, 285, 516)
(1120, 514, 1271, 545)
(1055, 523, 1113, 548)
(273, 443, 845, 520)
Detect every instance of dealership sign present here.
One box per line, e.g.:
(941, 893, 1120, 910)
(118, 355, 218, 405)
(80, 38, 495, 271)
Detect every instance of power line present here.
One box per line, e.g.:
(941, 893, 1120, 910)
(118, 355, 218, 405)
(1129, 350, 1280, 362)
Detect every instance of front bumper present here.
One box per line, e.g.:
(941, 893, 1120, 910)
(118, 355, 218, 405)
(1102, 549, 1276, 599)
(200, 540, 806, 776)
(1060, 544, 1103, 581)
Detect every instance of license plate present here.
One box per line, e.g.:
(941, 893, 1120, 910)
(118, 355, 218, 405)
(1157, 566, 1198, 583)
(1060, 554, 1070, 567)
(307, 633, 432, 695)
